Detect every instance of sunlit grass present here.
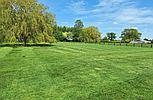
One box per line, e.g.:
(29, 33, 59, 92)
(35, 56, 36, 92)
(0, 42, 153, 99)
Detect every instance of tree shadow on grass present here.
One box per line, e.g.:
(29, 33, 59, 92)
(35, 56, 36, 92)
(0, 43, 56, 48)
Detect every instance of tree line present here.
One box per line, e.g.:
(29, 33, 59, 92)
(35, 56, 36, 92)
(53, 20, 101, 43)
(103, 29, 153, 43)
(53, 22, 152, 43)
(0, 0, 101, 45)
(103, 29, 142, 43)
(0, 0, 152, 45)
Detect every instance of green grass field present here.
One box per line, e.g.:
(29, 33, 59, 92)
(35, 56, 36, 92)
(1, 42, 153, 100)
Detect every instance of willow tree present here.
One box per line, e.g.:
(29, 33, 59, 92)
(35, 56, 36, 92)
(0, 0, 56, 45)
(0, 0, 17, 43)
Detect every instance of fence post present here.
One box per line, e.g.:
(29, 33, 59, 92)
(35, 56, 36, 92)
(151, 44, 152, 48)
(120, 43, 121, 46)
(133, 43, 135, 47)
(126, 43, 127, 46)
(114, 42, 115, 45)
(141, 43, 143, 47)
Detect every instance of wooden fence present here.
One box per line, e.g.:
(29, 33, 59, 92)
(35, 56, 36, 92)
(102, 42, 153, 48)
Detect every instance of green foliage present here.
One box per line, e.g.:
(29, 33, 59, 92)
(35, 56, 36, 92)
(35, 34, 44, 43)
(72, 27, 82, 42)
(43, 32, 56, 43)
(53, 26, 74, 41)
(73, 20, 84, 41)
(4, 31, 17, 43)
(106, 32, 116, 41)
(0, 0, 56, 45)
(53, 32, 65, 41)
(120, 28, 142, 42)
(79, 26, 101, 43)
(62, 32, 73, 41)
(74, 19, 84, 28)
(102, 36, 109, 42)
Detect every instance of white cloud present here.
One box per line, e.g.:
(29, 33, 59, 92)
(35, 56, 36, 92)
(69, 0, 134, 14)
(116, 7, 153, 24)
(96, 0, 133, 7)
(67, 0, 90, 14)
(131, 27, 138, 30)
(68, 0, 153, 25)
(71, 0, 85, 10)
(113, 22, 118, 25)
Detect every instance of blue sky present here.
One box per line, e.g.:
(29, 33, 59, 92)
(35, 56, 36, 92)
(38, 0, 153, 39)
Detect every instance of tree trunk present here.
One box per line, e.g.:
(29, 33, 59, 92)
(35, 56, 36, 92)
(23, 37, 27, 46)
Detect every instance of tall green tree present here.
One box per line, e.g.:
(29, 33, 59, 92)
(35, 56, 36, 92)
(79, 26, 101, 43)
(106, 32, 116, 41)
(71, 27, 82, 42)
(74, 20, 84, 28)
(73, 20, 84, 41)
(0, 0, 56, 45)
(120, 28, 142, 42)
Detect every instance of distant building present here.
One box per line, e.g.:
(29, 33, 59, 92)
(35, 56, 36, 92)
(130, 40, 151, 44)
(144, 40, 151, 44)
(130, 40, 144, 44)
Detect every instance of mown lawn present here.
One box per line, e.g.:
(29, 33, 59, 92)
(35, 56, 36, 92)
(0, 42, 153, 100)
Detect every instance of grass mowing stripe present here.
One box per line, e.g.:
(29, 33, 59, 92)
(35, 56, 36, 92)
(0, 47, 13, 59)
(1, 42, 153, 99)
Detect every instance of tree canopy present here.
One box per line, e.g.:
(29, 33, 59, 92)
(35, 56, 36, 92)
(74, 20, 84, 29)
(106, 32, 116, 41)
(120, 28, 142, 42)
(0, 0, 56, 45)
(79, 26, 101, 43)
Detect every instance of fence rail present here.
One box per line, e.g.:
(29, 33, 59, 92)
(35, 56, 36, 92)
(102, 42, 153, 48)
